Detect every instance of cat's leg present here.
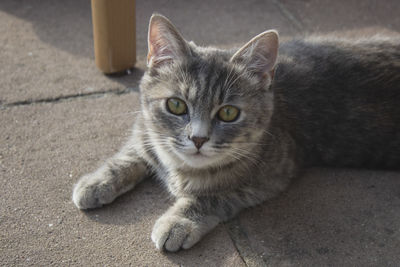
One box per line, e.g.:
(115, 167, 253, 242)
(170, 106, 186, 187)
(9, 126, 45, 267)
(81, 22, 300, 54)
(151, 190, 266, 252)
(72, 144, 148, 209)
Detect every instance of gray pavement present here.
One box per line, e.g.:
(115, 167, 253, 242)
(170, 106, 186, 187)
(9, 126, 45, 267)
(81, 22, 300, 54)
(1, 0, 399, 266)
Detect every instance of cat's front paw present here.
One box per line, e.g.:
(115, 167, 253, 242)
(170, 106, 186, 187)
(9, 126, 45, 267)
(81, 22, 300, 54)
(151, 214, 205, 252)
(72, 172, 117, 210)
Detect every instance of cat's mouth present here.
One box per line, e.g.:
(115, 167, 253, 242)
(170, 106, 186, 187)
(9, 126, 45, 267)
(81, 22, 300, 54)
(174, 148, 217, 168)
(171, 142, 226, 168)
(187, 150, 208, 159)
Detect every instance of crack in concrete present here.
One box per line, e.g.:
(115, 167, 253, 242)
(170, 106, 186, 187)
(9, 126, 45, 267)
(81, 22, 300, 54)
(0, 87, 139, 109)
(271, 0, 304, 32)
(226, 218, 267, 267)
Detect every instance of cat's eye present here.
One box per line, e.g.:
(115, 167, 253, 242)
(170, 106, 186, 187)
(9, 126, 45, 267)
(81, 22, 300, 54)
(217, 105, 240, 122)
(167, 98, 187, 115)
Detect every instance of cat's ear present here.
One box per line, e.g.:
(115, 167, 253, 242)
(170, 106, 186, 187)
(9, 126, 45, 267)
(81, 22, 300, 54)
(230, 30, 279, 78)
(147, 14, 190, 68)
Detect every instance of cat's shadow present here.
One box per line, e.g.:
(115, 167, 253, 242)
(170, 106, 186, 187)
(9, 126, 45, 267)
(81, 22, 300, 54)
(232, 167, 400, 264)
(81, 168, 400, 264)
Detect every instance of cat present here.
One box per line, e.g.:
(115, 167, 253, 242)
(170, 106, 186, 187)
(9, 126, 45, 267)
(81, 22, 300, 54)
(72, 14, 400, 252)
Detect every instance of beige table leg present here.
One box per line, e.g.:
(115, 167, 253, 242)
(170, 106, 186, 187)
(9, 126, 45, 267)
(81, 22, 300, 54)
(91, 0, 136, 74)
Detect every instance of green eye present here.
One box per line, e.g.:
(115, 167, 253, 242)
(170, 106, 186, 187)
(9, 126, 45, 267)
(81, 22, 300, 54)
(167, 98, 187, 115)
(217, 105, 240, 122)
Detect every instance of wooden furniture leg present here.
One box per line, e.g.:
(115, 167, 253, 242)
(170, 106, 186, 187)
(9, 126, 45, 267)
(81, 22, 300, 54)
(91, 0, 136, 74)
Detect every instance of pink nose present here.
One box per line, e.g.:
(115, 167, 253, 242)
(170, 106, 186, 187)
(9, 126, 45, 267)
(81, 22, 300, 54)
(190, 136, 209, 149)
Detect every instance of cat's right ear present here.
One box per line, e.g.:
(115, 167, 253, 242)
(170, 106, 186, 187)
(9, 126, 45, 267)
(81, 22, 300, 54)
(230, 30, 279, 79)
(147, 14, 190, 68)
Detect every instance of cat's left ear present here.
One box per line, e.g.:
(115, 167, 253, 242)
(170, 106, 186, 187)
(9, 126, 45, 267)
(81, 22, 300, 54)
(230, 30, 279, 78)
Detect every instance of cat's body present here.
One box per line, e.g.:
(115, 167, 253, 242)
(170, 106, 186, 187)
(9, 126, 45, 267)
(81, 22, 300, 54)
(275, 37, 400, 169)
(72, 14, 400, 252)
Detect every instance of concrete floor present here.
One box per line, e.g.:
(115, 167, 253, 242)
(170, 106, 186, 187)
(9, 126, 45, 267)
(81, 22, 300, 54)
(1, 0, 400, 266)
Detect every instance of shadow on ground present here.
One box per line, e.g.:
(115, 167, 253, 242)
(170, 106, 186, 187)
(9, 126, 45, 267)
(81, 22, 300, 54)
(2, 0, 400, 61)
(234, 168, 400, 266)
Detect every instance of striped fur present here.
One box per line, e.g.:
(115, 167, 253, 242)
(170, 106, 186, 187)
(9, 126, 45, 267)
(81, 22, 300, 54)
(73, 14, 400, 252)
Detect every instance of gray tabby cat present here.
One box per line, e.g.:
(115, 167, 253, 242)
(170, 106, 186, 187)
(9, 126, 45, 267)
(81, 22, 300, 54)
(72, 14, 400, 252)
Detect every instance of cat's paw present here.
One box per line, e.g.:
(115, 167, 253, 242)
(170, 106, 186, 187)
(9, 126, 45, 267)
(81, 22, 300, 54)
(151, 214, 204, 252)
(72, 173, 117, 209)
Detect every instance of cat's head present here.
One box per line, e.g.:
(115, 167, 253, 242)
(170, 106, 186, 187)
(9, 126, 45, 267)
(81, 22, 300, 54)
(140, 14, 278, 170)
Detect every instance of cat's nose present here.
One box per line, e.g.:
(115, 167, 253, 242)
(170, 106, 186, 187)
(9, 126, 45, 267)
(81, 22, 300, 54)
(189, 136, 209, 149)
